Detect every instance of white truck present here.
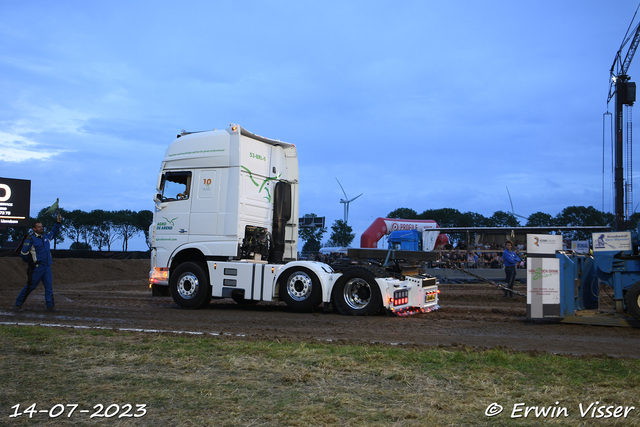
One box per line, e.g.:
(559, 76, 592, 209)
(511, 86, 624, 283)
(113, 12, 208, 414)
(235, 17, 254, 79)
(148, 124, 439, 316)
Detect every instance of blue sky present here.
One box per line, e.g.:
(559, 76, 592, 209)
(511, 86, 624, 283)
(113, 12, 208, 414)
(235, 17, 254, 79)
(1, 1, 639, 250)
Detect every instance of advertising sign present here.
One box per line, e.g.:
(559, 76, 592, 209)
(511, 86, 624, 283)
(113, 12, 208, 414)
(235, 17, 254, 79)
(527, 257, 561, 318)
(384, 219, 437, 233)
(0, 177, 31, 228)
(592, 232, 632, 252)
(526, 234, 562, 318)
(526, 234, 563, 255)
(571, 240, 590, 254)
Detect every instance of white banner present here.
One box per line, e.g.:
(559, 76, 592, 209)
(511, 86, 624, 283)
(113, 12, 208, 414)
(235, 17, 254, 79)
(383, 219, 437, 232)
(592, 232, 632, 252)
(526, 234, 562, 255)
(571, 240, 590, 254)
(527, 257, 561, 318)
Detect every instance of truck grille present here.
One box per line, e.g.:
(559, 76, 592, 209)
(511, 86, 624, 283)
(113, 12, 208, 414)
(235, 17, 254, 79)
(422, 277, 437, 288)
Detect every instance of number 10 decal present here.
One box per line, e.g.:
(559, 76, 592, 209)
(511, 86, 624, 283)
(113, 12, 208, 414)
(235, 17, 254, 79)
(199, 171, 216, 199)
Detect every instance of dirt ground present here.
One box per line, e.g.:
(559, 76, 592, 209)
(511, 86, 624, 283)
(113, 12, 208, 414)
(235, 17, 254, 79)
(1, 257, 639, 358)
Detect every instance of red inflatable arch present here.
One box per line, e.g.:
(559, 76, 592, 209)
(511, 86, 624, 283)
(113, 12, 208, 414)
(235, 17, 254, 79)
(360, 217, 448, 249)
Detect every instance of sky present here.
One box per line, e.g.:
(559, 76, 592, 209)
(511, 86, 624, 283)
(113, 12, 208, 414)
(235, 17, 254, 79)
(1, 0, 640, 250)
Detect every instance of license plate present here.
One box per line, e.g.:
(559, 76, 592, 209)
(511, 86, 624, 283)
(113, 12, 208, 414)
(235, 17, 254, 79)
(426, 294, 436, 302)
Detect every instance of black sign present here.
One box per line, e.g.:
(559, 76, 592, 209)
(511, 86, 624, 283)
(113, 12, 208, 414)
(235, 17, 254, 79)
(299, 216, 325, 228)
(0, 177, 31, 228)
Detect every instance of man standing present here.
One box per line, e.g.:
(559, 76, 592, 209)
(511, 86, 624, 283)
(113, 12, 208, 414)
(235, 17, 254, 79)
(502, 240, 520, 298)
(14, 214, 62, 312)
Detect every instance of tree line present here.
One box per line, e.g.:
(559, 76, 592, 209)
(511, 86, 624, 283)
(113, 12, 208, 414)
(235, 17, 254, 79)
(6, 204, 625, 252)
(0, 207, 153, 251)
(298, 205, 633, 251)
(388, 206, 628, 240)
(299, 214, 355, 252)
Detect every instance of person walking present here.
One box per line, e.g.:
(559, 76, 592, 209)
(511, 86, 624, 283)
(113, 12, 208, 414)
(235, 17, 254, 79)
(502, 240, 520, 298)
(14, 214, 62, 312)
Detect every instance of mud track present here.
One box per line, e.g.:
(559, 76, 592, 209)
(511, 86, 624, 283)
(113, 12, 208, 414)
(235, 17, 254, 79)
(1, 258, 639, 358)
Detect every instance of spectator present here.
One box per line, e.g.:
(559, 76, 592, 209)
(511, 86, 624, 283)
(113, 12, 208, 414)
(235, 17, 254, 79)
(483, 252, 492, 266)
(490, 254, 501, 269)
(467, 251, 476, 268)
(502, 240, 521, 298)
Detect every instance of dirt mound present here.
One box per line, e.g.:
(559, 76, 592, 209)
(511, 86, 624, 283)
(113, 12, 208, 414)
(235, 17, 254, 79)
(0, 257, 149, 287)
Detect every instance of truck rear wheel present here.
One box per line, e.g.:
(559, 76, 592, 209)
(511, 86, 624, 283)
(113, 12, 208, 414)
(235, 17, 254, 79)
(170, 262, 211, 309)
(332, 267, 382, 316)
(279, 267, 322, 312)
(624, 282, 640, 321)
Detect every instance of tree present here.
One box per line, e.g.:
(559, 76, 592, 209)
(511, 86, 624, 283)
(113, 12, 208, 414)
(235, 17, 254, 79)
(418, 208, 462, 227)
(526, 212, 555, 227)
(328, 219, 355, 247)
(70, 241, 91, 250)
(488, 210, 520, 227)
(135, 210, 153, 250)
(63, 209, 90, 246)
(298, 213, 327, 252)
(113, 210, 139, 251)
(0, 225, 30, 247)
(90, 209, 120, 251)
(459, 211, 490, 227)
(387, 207, 418, 219)
(302, 239, 322, 252)
(81, 209, 115, 251)
(554, 206, 613, 240)
(629, 212, 640, 231)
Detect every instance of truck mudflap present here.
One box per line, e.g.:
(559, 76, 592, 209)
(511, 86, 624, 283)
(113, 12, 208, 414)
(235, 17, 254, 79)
(379, 275, 440, 317)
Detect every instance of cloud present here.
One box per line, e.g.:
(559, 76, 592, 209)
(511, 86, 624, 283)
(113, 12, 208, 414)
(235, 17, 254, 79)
(0, 132, 64, 162)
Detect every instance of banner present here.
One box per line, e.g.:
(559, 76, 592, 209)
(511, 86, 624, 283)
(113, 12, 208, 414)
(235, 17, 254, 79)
(0, 177, 31, 228)
(526, 234, 562, 255)
(571, 241, 590, 254)
(592, 232, 632, 252)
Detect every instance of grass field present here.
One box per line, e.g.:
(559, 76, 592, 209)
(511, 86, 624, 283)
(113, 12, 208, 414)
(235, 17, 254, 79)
(1, 325, 639, 426)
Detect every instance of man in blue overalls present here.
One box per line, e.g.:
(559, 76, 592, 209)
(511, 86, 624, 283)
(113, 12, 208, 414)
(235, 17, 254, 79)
(14, 214, 62, 312)
(502, 239, 521, 298)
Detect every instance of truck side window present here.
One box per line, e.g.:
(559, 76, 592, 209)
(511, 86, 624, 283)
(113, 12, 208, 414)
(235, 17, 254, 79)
(161, 172, 191, 202)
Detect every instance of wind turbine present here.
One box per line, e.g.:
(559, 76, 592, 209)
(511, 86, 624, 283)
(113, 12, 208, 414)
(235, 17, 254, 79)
(506, 187, 528, 221)
(336, 178, 362, 224)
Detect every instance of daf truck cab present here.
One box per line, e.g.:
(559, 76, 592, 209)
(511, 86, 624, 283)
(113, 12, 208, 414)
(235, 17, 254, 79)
(149, 124, 439, 316)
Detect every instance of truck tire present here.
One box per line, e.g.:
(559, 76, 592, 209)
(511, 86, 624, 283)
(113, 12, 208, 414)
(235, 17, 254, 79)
(279, 267, 322, 312)
(624, 281, 640, 321)
(332, 267, 383, 316)
(170, 262, 211, 309)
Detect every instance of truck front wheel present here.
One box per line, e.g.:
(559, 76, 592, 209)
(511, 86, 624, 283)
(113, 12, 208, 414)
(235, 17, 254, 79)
(332, 267, 382, 316)
(170, 262, 211, 309)
(624, 281, 640, 321)
(279, 267, 322, 312)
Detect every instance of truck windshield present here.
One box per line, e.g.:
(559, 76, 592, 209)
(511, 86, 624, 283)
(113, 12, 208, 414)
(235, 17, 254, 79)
(161, 171, 191, 201)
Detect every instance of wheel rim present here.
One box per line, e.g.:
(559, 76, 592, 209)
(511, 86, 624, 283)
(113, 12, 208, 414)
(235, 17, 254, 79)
(287, 271, 313, 301)
(343, 278, 371, 309)
(177, 273, 199, 299)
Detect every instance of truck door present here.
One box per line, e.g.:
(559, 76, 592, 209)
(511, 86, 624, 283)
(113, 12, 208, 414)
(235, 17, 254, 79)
(154, 171, 193, 263)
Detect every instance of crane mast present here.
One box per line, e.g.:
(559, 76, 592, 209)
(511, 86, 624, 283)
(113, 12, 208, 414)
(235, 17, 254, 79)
(608, 6, 640, 231)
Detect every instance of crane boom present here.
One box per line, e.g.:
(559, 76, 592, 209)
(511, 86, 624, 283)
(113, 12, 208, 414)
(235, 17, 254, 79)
(608, 5, 640, 104)
(623, 23, 640, 74)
